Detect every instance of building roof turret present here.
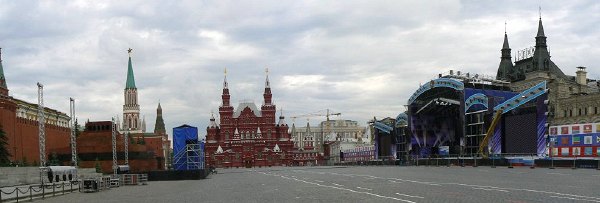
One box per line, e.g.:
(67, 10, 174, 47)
(154, 102, 166, 133)
(209, 112, 218, 128)
(0, 47, 7, 89)
(125, 48, 136, 89)
(277, 109, 286, 126)
(536, 17, 545, 37)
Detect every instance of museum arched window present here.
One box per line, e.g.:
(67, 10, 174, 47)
(570, 110, 573, 117)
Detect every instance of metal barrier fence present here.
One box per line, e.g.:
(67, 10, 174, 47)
(338, 153, 600, 170)
(121, 174, 148, 186)
(0, 181, 80, 203)
(1, 174, 149, 202)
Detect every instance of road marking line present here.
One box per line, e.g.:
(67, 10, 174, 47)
(273, 175, 416, 202)
(550, 196, 600, 202)
(388, 178, 440, 186)
(547, 172, 571, 176)
(395, 193, 424, 199)
(314, 180, 324, 183)
(356, 186, 372, 191)
(287, 170, 600, 201)
(332, 183, 344, 187)
(444, 183, 600, 200)
(472, 187, 509, 192)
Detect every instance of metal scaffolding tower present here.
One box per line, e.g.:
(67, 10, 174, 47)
(37, 83, 46, 167)
(112, 118, 117, 175)
(173, 144, 204, 170)
(70, 98, 77, 166)
(124, 131, 129, 165)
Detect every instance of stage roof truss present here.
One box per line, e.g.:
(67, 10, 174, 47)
(408, 78, 464, 105)
(416, 97, 460, 115)
(493, 81, 547, 114)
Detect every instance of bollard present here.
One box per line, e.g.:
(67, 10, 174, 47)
(550, 156, 555, 169)
(436, 158, 439, 167)
(572, 156, 577, 169)
(597, 159, 600, 170)
(491, 156, 496, 168)
(473, 157, 478, 167)
(30, 186, 33, 201)
(508, 162, 513, 168)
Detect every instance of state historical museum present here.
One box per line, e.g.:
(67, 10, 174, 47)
(205, 71, 293, 168)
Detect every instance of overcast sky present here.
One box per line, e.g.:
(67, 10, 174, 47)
(1, 0, 599, 139)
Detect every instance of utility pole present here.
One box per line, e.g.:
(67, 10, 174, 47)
(70, 98, 77, 166)
(37, 83, 46, 167)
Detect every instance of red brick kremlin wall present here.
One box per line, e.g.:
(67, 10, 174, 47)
(0, 96, 70, 165)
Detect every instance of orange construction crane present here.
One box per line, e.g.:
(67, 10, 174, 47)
(291, 109, 341, 152)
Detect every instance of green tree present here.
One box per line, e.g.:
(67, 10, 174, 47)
(95, 158, 102, 173)
(49, 152, 60, 166)
(74, 118, 81, 137)
(0, 125, 11, 166)
(21, 157, 28, 167)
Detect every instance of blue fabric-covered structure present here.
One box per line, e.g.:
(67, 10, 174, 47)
(173, 124, 204, 170)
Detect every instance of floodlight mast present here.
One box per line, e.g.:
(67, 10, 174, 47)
(125, 130, 129, 165)
(37, 83, 46, 167)
(70, 98, 77, 166)
(112, 118, 117, 175)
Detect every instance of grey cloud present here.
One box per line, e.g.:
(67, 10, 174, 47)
(1, 1, 599, 139)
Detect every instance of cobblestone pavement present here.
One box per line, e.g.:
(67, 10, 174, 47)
(41, 166, 600, 203)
